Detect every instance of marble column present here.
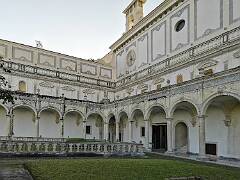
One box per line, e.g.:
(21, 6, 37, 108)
(116, 122, 119, 142)
(83, 120, 86, 139)
(6, 112, 14, 137)
(60, 119, 64, 138)
(128, 121, 133, 142)
(6, 114, 12, 137)
(198, 115, 206, 157)
(144, 119, 149, 149)
(104, 122, 109, 141)
(35, 116, 40, 137)
(166, 118, 173, 153)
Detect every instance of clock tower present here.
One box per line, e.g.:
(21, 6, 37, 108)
(123, 0, 147, 31)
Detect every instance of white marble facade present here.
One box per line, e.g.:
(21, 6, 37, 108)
(0, 0, 240, 159)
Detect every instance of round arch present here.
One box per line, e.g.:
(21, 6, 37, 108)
(0, 103, 8, 113)
(118, 111, 128, 142)
(146, 104, 167, 120)
(64, 109, 85, 139)
(201, 92, 240, 115)
(39, 106, 62, 138)
(174, 121, 188, 152)
(106, 112, 116, 123)
(86, 112, 104, 140)
(118, 111, 128, 119)
(202, 92, 240, 158)
(169, 99, 200, 118)
(130, 108, 144, 121)
(87, 111, 105, 122)
(12, 104, 37, 116)
(12, 104, 37, 137)
(64, 109, 85, 119)
(39, 106, 62, 118)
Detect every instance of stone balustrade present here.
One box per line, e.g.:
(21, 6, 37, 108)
(0, 138, 144, 156)
(0, 59, 115, 89)
(0, 136, 66, 142)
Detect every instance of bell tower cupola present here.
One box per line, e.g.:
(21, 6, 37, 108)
(123, 0, 147, 31)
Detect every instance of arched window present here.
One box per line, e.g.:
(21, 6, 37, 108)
(19, 81, 27, 93)
(177, 74, 183, 84)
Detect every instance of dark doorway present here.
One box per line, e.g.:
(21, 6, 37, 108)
(152, 124, 167, 151)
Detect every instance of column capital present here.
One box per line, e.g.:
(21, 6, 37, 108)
(166, 117, 173, 121)
(198, 115, 207, 119)
(6, 113, 14, 118)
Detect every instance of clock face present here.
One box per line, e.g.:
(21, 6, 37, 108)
(126, 50, 136, 67)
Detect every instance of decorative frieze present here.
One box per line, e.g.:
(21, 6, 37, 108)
(61, 86, 76, 92)
(39, 81, 54, 88)
(60, 58, 77, 72)
(80, 63, 97, 76)
(12, 47, 33, 63)
(38, 53, 56, 67)
(0, 44, 7, 58)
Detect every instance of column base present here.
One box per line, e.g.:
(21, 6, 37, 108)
(197, 154, 207, 160)
(144, 147, 151, 152)
(165, 150, 174, 155)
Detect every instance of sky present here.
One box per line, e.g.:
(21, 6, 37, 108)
(0, 0, 163, 59)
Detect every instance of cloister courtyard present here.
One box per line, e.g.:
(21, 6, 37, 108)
(0, 154, 240, 180)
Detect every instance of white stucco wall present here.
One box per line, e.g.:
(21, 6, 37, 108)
(39, 110, 61, 138)
(172, 110, 199, 154)
(0, 106, 8, 136)
(206, 107, 228, 157)
(64, 112, 83, 138)
(13, 108, 36, 137)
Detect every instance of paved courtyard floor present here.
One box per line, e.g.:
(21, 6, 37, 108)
(152, 152, 240, 168)
(0, 161, 33, 180)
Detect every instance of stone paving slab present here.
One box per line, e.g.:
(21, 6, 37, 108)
(0, 164, 33, 180)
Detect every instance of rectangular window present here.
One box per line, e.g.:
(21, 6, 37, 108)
(156, 84, 161, 90)
(141, 127, 145, 137)
(224, 61, 228, 71)
(205, 143, 217, 155)
(86, 126, 91, 135)
(177, 74, 183, 84)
